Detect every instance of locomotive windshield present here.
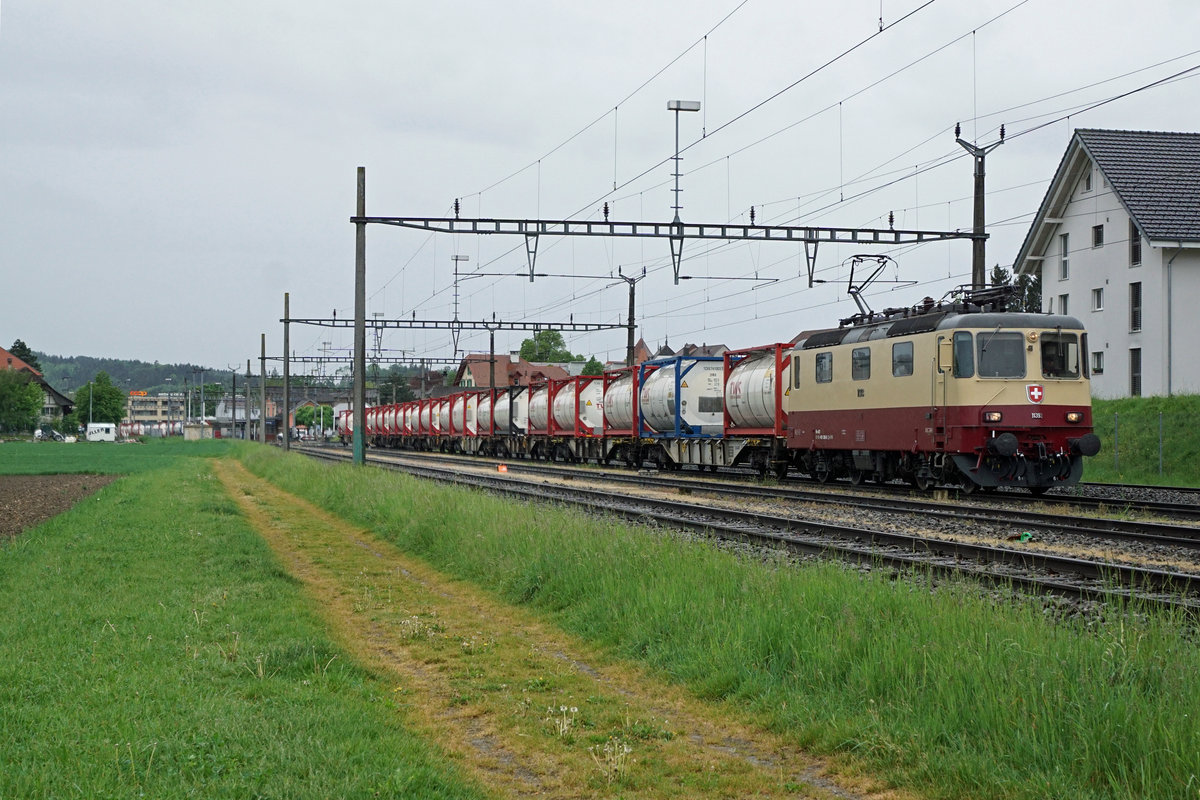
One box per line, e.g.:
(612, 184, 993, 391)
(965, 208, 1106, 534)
(976, 331, 1026, 378)
(1040, 332, 1082, 379)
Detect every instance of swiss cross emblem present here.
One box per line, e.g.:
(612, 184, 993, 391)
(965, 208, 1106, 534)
(1026, 384, 1044, 404)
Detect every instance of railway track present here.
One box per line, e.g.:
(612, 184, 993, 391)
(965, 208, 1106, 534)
(294, 445, 1200, 615)
(300, 445, 1200, 546)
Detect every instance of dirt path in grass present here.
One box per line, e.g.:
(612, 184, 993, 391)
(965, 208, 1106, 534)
(215, 460, 912, 800)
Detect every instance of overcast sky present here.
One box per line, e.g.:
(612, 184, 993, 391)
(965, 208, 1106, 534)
(3, 0, 1199, 383)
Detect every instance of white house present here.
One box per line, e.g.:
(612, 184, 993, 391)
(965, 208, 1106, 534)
(1014, 129, 1200, 399)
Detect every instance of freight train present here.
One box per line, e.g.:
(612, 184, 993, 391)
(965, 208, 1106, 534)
(338, 289, 1101, 494)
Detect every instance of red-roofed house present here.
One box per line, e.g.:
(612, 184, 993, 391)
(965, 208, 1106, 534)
(0, 346, 74, 423)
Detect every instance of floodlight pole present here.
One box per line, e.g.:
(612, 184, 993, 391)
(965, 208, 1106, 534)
(668, 99, 700, 285)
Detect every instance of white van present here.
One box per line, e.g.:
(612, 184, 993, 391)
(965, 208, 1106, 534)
(86, 423, 117, 442)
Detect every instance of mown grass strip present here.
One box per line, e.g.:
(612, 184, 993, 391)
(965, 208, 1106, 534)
(215, 457, 863, 799)
(0, 450, 485, 799)
(243, 445, 1200, 800)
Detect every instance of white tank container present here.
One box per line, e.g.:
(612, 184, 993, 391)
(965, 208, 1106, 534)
(477, 394, 493, 433)
(385, 406, 397, 434)
(451, 396, 465, 433)
(419, 403, 432, 434)
(725, 353, 779, 429)
(552, 380, 604, 434)
(603, 374, 635, 430)
(639, 359, 725, 434)
(464, 394, 477, 435)
(436, 400, 450, 434)
(528, 386, 550, 432)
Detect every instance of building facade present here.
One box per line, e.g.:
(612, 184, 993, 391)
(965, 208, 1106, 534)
(1015, 129, 1200, 399)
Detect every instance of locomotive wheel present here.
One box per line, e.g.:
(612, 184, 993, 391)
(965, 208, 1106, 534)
(911, 473, 933, 492)
(1028, 486, 1049, 496)
(958, 479, 977, 496)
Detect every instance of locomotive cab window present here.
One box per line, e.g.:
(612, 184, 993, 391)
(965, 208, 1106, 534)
(852, 347, 871, 380)
(892, 341, 914, 377)
(952, 332, 974, 378)
(1040, 333, 1081, 379)
(977, 331, 1026, 378)
(815, 352, 833, 384)
(791, 352, 802, 388)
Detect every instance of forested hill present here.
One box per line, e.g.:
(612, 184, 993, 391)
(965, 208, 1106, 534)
(34, 352, 221, 396)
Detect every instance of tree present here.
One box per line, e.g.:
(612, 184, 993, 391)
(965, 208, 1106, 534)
(990, 264, 1042, 313)
(294, 404, 333, 430)
(68, 372, 127, 427)
(581, 356, 604, 376)
(0, 370, 43, 433)
(8, 339, 42, 372)
(519, 330, 581, 363)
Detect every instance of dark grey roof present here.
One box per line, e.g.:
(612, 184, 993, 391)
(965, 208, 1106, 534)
(1076, 128, 1200, 241)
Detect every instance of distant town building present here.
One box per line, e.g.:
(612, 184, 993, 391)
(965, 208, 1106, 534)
(1015, 128, 1200, 398)
(125, 392, 185, 424)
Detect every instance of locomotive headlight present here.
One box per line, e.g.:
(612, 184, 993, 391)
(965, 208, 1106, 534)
(1066, 411, 1084, 423)
(983, 411, 1003, 423)
(1027, 331, 1039, 343)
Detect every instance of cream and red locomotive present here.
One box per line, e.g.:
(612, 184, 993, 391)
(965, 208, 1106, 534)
(338, 290, 1100, 493)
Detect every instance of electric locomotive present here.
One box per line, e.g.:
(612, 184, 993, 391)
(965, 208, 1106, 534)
(784, 292, 1100, 493)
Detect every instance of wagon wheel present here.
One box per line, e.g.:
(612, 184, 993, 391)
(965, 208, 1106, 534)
(815, 466, 831, 484)
(911, 473, 934, 492)
(848, 466, 864, 486)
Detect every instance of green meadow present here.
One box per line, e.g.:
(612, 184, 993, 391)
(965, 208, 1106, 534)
(0, 441, 484, 799)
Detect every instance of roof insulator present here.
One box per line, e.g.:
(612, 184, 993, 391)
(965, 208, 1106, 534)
(955, 122, 961, 139)
(999, 124, 1006, 141)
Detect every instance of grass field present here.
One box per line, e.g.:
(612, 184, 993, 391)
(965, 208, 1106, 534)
(0, 441, 484, 799)
(243, 445, 1200, 800)
(1086, 395, 1200, 487)
(4, 438, 1199, 799)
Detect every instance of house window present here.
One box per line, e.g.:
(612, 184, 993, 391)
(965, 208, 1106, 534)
(815, 352, 832, 384)
(1129, 220, 1141, 266)
(1129, 282, 1142, 332)
(1092, 351, 1104, 375)
(1092, 224, 1104, 248)
(1130, 348, 1142, 397)
(852, 347, 871, 380)
(1059, 233, 1070, 280)
(892, 341, 914, 377)
(1083, 170, 1093, 192)
(1092, 288, 1104, 311)
(1058, 294, 1069, 316)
